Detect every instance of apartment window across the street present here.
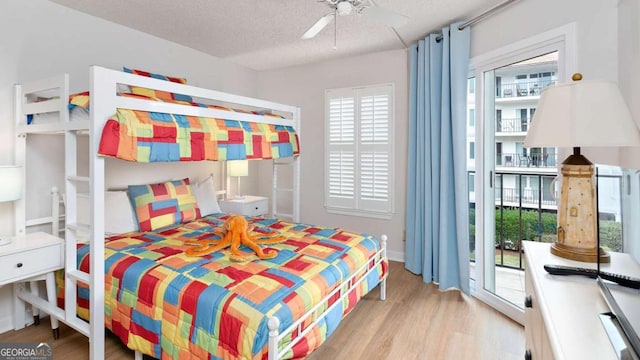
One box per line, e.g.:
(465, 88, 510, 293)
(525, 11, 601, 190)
(324, 84, 394, 219)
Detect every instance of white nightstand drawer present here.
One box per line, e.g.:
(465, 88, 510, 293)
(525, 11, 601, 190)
(0, 243, 63, 285)
(220, 195, 269, 216)
(246, 200, 268, 216)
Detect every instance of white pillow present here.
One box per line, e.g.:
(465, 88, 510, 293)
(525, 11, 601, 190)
(104, 191, 138, 234)
(76, 191, 138, 235)
(193, 175, 222, 216)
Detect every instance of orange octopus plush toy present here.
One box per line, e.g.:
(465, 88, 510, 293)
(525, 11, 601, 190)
(185, 215, 285, 261)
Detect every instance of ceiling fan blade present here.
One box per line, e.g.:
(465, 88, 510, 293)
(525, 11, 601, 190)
(360, 6, 408, 28)
(301, 13, 335, 40)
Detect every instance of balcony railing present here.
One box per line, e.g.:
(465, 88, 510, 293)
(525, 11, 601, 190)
(496, 187, 557, 207)
(497, 80, 556, 98)
(497, 118, 529, 133)
(496, 152, 557, 168)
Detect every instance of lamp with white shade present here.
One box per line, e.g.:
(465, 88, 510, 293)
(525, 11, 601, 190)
(227, 160, 249, 200)
(0, 165, 23, 246)
(524, 73, 640, 262)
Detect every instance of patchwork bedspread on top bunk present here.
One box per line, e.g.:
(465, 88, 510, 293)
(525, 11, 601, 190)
(67, 214, 386, 359)
(93, 93, 300, 162)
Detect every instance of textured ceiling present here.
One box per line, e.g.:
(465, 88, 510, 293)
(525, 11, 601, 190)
(49, 0, 504, 71)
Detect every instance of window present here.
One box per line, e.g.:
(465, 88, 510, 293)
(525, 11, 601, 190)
(470, 141, 475, 160)
(325, 84, 394, 219)
(468, 77, 475, 94)
(468, 108, 475, 127)
(518, 109, 527, 121)
(530, 71, 556, 87)
(519, 108, 528, 131)
(516, 74, 528, 96)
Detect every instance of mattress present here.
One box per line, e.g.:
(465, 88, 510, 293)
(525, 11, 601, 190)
(60, 214, 387, 359)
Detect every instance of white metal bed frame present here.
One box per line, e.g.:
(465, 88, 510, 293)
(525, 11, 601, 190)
(14, 66, 387, 360)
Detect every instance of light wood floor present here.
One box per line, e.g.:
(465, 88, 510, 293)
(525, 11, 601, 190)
(0, 262, 524, 359)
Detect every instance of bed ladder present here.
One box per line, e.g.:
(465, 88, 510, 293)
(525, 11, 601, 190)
(271, 157, 300, 222)
(62, 125, 93, 337)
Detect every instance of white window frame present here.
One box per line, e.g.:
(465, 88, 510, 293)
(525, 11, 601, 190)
(324, 83, 395, 219)
(468, 108, 475, 127)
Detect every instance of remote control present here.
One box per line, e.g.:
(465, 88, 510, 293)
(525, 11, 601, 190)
(599, 271, 640, 289)
(544, 264, 598, 278)
(544, 264, 640, 289)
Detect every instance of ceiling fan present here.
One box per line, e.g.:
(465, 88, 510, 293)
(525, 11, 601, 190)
(301, 0, 409, 40)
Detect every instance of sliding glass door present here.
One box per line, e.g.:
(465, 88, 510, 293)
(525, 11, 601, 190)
(469, 41, 565, 323)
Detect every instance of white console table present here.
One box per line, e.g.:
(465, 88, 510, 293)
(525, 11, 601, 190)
(523, 240, 640, 359)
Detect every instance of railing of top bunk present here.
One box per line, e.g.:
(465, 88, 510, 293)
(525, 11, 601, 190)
(15, 66, 302, 360)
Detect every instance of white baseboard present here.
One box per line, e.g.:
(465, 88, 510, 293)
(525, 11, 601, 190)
(387, 250, 405, 263)
(0, 301, 46, 334)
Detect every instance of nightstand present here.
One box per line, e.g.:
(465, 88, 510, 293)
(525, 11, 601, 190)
(0, 232, 64, 339)
(220, 195, 269, 216)
(522, 241, 638, 359)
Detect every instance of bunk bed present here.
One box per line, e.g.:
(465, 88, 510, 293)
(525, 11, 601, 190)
(13, 67, 388, 360)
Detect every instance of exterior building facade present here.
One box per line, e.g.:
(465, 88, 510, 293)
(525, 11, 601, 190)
(468, 54, 559, 212)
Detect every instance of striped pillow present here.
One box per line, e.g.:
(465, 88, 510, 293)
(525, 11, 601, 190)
(123, 67, 193, 102)
(128, 178, 201, 232)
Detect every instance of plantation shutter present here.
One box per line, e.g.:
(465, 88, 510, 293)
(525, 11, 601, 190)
(326, 91, 356, 208)
(358, 87, 391, 212)
(325, 84, 394, 218)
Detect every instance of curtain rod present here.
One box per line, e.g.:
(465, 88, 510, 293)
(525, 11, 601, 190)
(435, 0, 520, 42)
(459, 0, 520, 30)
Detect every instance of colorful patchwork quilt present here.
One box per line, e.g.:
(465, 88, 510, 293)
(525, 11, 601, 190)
(96, 94, 300, 162)
(63, 214, 386, 359)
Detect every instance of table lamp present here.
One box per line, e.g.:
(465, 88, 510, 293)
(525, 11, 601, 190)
(227, 160, 248, 200)
(0, 165, 23, 246)
(524, 74, 640, 262)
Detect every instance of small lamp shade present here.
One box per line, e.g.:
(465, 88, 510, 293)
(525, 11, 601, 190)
(523, 76, 640, 262)
(227, 160, 249, 177)
(0, 165, 22, 202)
(524, 80, 640, 148)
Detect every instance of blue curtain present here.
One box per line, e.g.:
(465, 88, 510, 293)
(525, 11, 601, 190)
(405, 22, 470, 294)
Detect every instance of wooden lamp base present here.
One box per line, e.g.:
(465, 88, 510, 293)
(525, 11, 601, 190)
(550, 241, 610, 263)
(553, 148, 609, 263)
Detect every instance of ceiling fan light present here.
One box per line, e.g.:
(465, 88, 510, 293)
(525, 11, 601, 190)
(337, 1, 353, 16)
